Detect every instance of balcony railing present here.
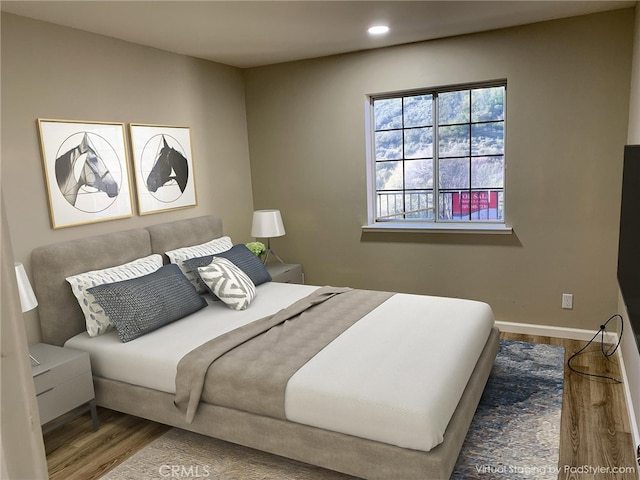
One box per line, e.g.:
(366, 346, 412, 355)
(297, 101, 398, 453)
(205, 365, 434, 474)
(376, 189, 504, 221)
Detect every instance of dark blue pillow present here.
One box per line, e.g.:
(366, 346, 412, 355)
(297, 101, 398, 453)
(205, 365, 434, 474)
(182, 254, 216, 293)
(88, 264, 207, 343)
(183, 244, 271, 287)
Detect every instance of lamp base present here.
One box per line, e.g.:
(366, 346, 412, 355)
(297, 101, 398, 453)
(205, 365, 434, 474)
(262, 237, 284, 264)
(263, 248, 284, 264)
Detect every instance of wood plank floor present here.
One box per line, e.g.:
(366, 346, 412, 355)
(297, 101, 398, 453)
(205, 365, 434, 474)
(500, 333, 638, 480)
(44, 333, 639, 480)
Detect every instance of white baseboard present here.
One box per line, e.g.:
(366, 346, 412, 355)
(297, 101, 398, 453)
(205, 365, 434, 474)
(616, 346, 640, 477)
(495, 320, 618, 343)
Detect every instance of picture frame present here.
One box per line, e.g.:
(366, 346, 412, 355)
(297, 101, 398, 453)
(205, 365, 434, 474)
(37, 119, 134, 229)
(129, 124, 198, 215)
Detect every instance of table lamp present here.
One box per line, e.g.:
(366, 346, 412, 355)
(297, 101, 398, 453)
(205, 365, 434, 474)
(15, 262, 40, 366)
(251, 209, 286, 264)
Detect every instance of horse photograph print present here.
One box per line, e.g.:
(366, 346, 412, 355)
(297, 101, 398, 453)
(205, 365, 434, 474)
(129, 123, 197, 215)
(55, 132, 120, 208)
(146, 136, 189, 195)
(38, 119, 133, 229)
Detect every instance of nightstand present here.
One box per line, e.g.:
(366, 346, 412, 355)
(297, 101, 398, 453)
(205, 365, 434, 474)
(29, 343, 99, 434)
(266, 263, 304, 284)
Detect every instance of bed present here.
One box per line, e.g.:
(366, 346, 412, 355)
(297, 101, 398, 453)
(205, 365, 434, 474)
(31, 214, 500, 480)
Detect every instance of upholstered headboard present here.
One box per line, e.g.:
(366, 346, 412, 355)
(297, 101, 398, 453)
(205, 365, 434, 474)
(146, 215, 223, 263)
(32, 215, 224, 346)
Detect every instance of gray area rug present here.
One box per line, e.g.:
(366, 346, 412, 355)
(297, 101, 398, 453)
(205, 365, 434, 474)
(451, 340, 564, 479)
(101, 340, 564, 480)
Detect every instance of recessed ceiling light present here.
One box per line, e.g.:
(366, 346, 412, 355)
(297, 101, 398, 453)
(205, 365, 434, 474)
(368, 25, 390, 35)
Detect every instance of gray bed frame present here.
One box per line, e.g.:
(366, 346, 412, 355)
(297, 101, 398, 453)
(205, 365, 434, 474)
(31, 215, 500, 480)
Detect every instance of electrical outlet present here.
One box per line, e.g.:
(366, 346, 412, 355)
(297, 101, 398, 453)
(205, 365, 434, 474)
(562, 293, 573, 309)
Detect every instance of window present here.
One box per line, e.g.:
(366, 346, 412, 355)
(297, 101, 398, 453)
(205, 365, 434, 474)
(368, 81, 506, 228)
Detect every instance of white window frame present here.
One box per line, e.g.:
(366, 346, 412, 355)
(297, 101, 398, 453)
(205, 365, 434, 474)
(364, 80, 512, 234)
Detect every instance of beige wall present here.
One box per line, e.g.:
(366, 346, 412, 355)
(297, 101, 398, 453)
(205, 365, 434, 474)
(629, 4, 640, 146)
(245, 9, 635, 331)
(1, 14, 255, 342)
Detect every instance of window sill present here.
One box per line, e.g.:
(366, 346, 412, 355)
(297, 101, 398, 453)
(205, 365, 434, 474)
(361, 222, 513, 235)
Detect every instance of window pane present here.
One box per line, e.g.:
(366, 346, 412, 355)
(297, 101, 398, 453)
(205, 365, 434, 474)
(376, 161, 403, 190)
(472, 86, 504, 122)
(471, 156, 504, 189)
(438, 90, 470, 125)
(438, 191, 458, 220)
(439, 125, 470, 157)
(375, 130, 402, 160)
(471, 123, 504, 155)
(404, 95, 432, 128)
(405, 127, 433, 159)
(377, 191, 404, 219)
(405, 159, 433, 189)
(371, 81, 506, 224)
(405, 191, 434, 220)
(374, 98, 402, 130)
(441, 191, 502, 220)
(439, 158, 470, 189)
(467, 190, 501, 220)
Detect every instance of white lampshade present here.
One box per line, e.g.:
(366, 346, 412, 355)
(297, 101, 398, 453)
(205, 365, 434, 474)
(251, 210, 285, 238)
(14, 262, 38, 313)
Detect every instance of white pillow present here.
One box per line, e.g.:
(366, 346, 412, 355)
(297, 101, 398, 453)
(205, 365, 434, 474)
(66, 254, 164, 337)
(166, 236, 233, 292)
(198, 258, 256, 310)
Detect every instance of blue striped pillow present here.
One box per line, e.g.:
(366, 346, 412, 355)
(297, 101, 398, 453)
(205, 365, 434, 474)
(184, 244, 271, 290)
(88, 264, 207, 342)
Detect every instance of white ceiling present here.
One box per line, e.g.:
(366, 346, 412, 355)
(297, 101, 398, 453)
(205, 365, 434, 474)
(1, 1, 635, 68)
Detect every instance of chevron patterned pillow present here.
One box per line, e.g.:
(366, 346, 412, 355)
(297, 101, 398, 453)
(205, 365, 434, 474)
(198, 257, 256, 310)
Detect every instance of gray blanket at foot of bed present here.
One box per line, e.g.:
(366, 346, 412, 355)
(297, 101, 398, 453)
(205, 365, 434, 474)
(174, 286, 394, 423)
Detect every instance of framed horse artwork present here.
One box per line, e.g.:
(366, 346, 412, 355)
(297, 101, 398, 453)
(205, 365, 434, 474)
(37, 119, 134, 229)
(129, 124, 197, 215)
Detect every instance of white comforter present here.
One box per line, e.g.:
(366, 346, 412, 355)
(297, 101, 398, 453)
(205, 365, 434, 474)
(66, 282, 494, 452)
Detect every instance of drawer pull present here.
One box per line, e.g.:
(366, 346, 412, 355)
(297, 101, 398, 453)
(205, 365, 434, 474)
(33, 369, 51, 378)
(36, 387, 54, 397)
